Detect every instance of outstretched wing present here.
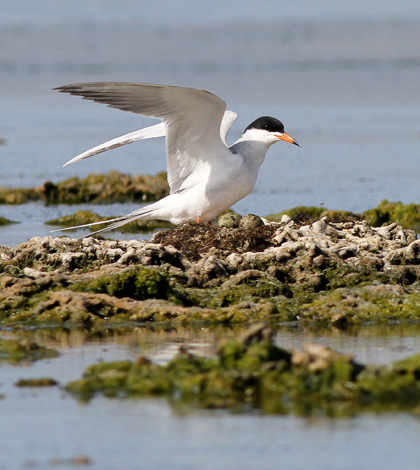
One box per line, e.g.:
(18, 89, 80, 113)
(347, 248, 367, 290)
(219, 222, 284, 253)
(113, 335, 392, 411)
(62, 123, 166, 167)
(62, 111, 237, 168)
(55, 82, 229, 193)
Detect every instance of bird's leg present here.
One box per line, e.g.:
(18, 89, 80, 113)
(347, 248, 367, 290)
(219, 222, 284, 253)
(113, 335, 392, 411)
(195, 218, 212, 225)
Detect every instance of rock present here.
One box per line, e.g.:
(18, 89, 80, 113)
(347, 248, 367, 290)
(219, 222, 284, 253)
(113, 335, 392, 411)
(1, 217, 420, 325)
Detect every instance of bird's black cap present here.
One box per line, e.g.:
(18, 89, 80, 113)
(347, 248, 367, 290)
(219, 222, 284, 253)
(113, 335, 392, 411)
(244, 116, 285, 134)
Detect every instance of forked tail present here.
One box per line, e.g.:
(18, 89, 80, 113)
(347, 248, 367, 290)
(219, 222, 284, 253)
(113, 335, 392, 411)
(50, 208, 155, 239)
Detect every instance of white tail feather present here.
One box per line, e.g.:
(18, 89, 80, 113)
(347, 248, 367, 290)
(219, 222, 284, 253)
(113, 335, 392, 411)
(78, 213, 149, 238)
(49, 215, 128, 233)
(50, 206, 157, 238)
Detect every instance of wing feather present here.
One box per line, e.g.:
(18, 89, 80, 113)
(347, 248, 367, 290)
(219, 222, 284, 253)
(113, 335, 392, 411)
(62, 123, 166, 167)
(55, 82, 229, 193)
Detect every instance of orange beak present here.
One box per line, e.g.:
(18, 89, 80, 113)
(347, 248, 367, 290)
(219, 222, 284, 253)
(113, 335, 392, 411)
(276, 132, 301, 147)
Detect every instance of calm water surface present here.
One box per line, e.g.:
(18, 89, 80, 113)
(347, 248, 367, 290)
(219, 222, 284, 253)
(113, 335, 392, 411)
(1, 2, 420, 469)
(1, 1, 420, 245)
(1, 323, 420, 470)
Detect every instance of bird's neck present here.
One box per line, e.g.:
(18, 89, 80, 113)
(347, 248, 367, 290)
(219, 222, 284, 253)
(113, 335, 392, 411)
(229, 136, 272, 168)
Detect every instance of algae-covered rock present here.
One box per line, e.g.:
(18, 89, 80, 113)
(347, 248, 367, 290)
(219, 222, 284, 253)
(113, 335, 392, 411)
(0, 217, 18, 226)
(15, 378, 58, 387)
(72, 266, 173, 301)
(45, 170, 169, 204)
(0, 338, 59, 364)
(65, 324, 420, 416)
(265, 206, 362, 222)
(363, 199, 420, 231)
(0, 187, 40, 205)
(45, 210, 105, 228)
(0, 170, 170, 205)
(265, 206, 360, 223)
(1, 215, 420, 325)
(265, 206, 327, 222)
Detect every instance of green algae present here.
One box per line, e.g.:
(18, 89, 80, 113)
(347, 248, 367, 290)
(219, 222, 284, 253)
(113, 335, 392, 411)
(1, 263, 419, 327)
(186, 281, 292, 310)
(0, 187, 40, 205)
(265, 206, 360, 223)
(0, 273, 68, 322)
(267, 200, 420, 232)
(15, 378, 58, 387)
(0, 170, 169, 205)
(265, 206, 327, 221)
(0, 338, 59, 364)
(44, 170, 169, 204)
(0, 217, 19, 226)
(265, 200, 420, 234)
(295, 286, 420, 323)
(72, 266, 174, 302)
(363, 199, 420, 231)
(65, 324, 420, 416)
(45, 211, 106, 229)
(1, 216, 420, 326)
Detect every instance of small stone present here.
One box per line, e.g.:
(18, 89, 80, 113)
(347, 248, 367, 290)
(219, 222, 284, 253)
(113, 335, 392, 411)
(217, 212, 242, 228)
(312, 254, 325, 268)
(239, 214, 264, 229)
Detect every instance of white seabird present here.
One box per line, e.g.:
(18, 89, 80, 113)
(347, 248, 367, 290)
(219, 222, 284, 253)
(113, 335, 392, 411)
(53, 82, 300, 236)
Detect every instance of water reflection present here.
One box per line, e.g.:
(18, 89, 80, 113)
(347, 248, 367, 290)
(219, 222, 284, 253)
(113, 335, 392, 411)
(3, 321, 420, 366)
(2, 324, 420, 468)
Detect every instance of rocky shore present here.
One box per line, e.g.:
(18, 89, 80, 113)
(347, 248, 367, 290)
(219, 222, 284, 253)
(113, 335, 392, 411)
(1, 214, 420, 325)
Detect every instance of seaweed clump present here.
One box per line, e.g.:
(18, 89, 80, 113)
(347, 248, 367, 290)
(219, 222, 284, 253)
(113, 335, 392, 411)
(42, 170, 169, 204)
(72, 266, 173, 301)
(363, 199, 420, 231)
(0, 217, 18, 226)
(152, 223, 276, 261)
(0, 170, 169, 205)
(65, 324, 420, 416)
(0, 338, 59, 364)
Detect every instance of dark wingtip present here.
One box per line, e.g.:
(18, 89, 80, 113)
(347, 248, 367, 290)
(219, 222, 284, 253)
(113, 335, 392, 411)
(53, 85, 71, 93)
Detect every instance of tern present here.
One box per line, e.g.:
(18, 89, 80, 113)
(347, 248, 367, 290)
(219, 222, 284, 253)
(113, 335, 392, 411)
(53, 82, 300, 236)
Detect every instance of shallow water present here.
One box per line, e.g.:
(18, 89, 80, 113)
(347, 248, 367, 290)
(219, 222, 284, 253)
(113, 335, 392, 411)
(1, 3, 420, 469)
(1, 2, 420, 245)
(2, 323, 420, 470)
